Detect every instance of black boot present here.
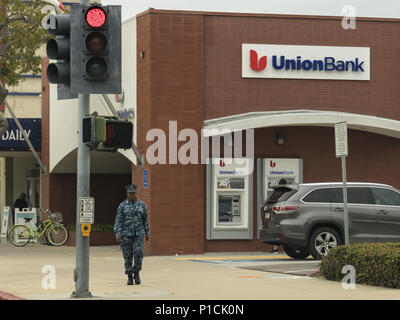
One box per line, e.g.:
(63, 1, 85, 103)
(127, 274, 133, 285)
(134, 271, 141, 285)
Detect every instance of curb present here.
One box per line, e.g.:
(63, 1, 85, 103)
(0, 291, 25, 300)
(306, 268, 321, 277)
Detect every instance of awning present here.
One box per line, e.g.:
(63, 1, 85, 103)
(202, 110, 400, 138)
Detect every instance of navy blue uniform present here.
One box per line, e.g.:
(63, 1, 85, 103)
(114, 199, 149, 275)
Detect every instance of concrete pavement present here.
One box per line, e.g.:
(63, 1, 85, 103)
(1, 242, 400, 300)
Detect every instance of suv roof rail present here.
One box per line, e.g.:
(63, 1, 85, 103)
(272, 183, 299, 189)
(300, 182, 392, 187)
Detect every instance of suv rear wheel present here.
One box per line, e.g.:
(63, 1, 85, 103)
(309, 227, 342, 260)
(283, 245, 310, 259)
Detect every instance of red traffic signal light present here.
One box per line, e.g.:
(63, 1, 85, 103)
(85, 7, 106, 28)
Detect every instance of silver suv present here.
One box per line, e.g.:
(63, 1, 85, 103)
(260, 182, 400, 259)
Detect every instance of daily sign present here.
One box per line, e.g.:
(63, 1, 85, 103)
(242, 44, 370, 81)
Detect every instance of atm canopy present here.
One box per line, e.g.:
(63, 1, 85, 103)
(202, 110, 400, 139)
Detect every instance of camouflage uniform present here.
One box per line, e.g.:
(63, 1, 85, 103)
(114, 199, 149, 275)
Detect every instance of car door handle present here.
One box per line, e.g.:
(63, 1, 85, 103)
(333, 207, 344, 212)
(378, 210, 389, 215)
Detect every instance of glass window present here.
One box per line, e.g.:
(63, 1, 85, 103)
(347, 187, 374, 204)
(267, 187, 297, 203)
(302, 188, 338, 203)
(370, 188, 400, 206)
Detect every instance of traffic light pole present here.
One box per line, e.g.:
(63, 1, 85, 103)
(71, 0, 92, 299)
(71, 93, 92, 298)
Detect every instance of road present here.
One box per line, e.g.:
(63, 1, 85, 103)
(0, 242, 399, 300)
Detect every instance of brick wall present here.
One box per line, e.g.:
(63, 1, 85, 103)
(137, 10, 400, 255)
(137, 11, 205, 255)
(204, 14, 400, 120)
(48, 174, 131, 226)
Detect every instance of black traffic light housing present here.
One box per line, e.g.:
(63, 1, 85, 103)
(70, 4, 121, 94)
(45, 14, 78, 100)
(83, 116, 133, 150)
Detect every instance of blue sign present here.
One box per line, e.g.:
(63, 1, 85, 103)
(144, 169, 148, 189)
(117, 108, 134, 120)
(0, 118, 41, 151)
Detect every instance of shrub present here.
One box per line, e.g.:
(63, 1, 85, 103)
(64, 224, 114, 233)
(320, 242, 400, 288)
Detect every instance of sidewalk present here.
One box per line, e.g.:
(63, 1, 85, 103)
(1, 242, 400, 300)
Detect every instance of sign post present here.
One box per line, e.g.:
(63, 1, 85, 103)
(0, 206, 10, 243)
(72, 92, 91, 298)
(335, 122, 349, 245)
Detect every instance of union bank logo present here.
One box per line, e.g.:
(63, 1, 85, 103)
(249, 48, 365, 73)
(250, 50, 267, 72)
(243, 44, 370, 81)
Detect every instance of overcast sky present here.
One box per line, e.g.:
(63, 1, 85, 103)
(101, 0, 400, 22)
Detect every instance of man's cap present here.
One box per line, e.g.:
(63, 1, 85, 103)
(125, 184, 137, 193)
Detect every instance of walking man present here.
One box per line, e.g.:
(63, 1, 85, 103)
(114, 184, 150, 285)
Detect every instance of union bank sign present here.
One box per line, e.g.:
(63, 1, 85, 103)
(242, 44, 370, 81)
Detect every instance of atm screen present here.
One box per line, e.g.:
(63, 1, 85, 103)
(218, 195, 241, 223)
(218, 196, 232, 222)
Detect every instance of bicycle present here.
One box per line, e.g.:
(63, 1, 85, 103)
(8, 209, 69, 247)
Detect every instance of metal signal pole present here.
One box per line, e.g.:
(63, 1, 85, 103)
(71, 0, 92, 299)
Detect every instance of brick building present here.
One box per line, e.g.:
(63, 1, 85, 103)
(42, 9, 400, 255)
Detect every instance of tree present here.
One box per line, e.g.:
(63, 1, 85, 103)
(0, 0, 54, 136)
(0, 0, 49, 87)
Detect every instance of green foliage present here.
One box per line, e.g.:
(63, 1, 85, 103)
(320, 243, 400, 288)
(0, 0, 51, 86)
(65, 224, 115, 233)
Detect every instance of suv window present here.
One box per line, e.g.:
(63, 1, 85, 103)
(302, 188, 339, 203)
(347, 187, 374, 204)
(267, 187, 297, 203)
(370, 188, 400, 206)
(302, 187, 374, 204)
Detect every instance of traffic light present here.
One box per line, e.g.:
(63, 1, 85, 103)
(45, 14, 78, 99)
(104, 119, 133, 149)
(82, 116, 106, 147)
(83, 116, 132, 150)
(70, 4, 121, 94)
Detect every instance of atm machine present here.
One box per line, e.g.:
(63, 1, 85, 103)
(256, 158, 303, 238)
(206, 158, 253, 240)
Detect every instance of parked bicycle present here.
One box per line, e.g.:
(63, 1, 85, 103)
(8, 209, 69, 247)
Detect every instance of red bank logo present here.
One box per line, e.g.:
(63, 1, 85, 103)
(220, 160, 226, 167)
(250, 50, 267, 72)
(270, 161, 276, 168)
